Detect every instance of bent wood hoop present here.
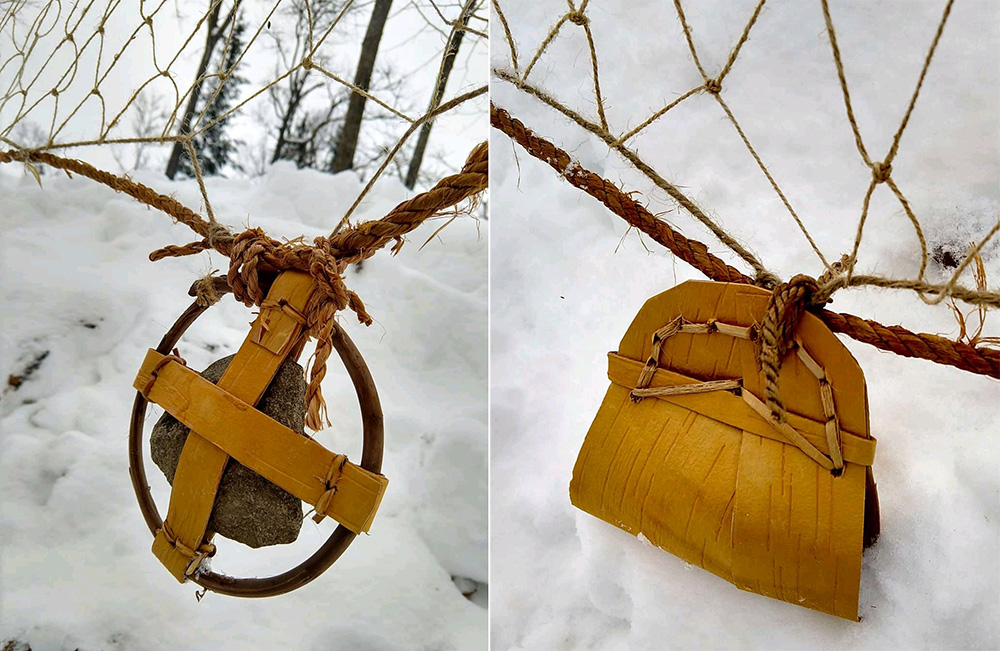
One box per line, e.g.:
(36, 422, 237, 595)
(128, 286, 384, 598)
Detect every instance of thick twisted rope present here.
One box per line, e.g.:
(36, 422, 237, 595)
(0, 149, 216, 237)
(491, 103, 1000, 381)
(2, 142, 489, 430)
(490, 109, 749, 285)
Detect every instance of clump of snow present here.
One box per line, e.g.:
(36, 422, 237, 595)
(491, 0, 998, 648)
(0, 164, 486, 650)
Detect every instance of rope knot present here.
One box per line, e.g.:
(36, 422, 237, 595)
(224, 228, 373, 432)
(227, 227, 283, 306)
(871, 160, 892, 183)
(704, 78, 722, 94)
(567, 11, 588, 25)
(757, 274, 820, 422)
(302, 56, 314, 70)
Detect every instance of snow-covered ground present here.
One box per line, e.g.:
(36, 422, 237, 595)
(490, 0, 999, 648)
(0, 164, 487, 650)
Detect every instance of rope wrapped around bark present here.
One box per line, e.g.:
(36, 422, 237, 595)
(757, 275, 821, 421)
(1, 142, 488, 431)
(490, 103, 1000, 381)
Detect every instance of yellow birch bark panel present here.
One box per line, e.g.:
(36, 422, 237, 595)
(570, 280, 874, 620)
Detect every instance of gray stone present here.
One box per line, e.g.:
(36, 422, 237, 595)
(150, 354, 306, 548)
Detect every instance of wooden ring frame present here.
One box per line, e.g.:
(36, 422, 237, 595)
(128, 295, 384, 598)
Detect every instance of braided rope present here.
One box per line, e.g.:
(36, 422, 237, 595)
(0, 149, 215, 237)
(490, 108, 750, 285)
(491, 103, 999, 380)
(757, 275, 821, 421)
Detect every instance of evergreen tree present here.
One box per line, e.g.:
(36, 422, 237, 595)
(177, 17, 247, 178)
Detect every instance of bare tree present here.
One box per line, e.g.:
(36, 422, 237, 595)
(257, 0, 423, 179)
(164, 0, 239, 179)
(264, 0, 352, 168)
(329, 0, 393, 173)
(405, 0, 480, 189)
(274, 85, 346, 168)
(111, 91, 170, 173)
(175, 15, 248, 178)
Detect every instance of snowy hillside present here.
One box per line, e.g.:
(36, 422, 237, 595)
(0, 164, 487, 650)
(490, 0, 999, 648)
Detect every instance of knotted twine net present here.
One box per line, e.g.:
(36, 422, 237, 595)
(491, 0, 999, 421)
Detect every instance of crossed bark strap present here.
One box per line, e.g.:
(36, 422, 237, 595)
(134, 271, 387, 583)
(135, 349, 386, 539)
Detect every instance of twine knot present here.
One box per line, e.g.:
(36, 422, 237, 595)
(568, 11, 588, 25)
(757, 274, 821, 422)
(704, 78, 722, 94)
(302, 56, 314, 70)
(871, 160, 892, 183)
(813, 252, 855, 303)
(755, 269, 781, 289)
(312, 455, 347, 524)
(207, 221, 233, 247)
(159, 521, 215, 576)
(192, 274, 223, 307)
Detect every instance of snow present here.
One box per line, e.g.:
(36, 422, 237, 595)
(0, 162, 487, 650)
(490, 0, 999, 648)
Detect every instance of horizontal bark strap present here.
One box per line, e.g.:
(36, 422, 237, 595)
(134, 348, 388, 535)
(607, 352, 876, 466)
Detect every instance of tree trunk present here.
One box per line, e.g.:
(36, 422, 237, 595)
(404, 3, 474, 189)
(164, 2, 233, 179)
(270, 77, 305, 164)
(329, 0, 393, 174)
